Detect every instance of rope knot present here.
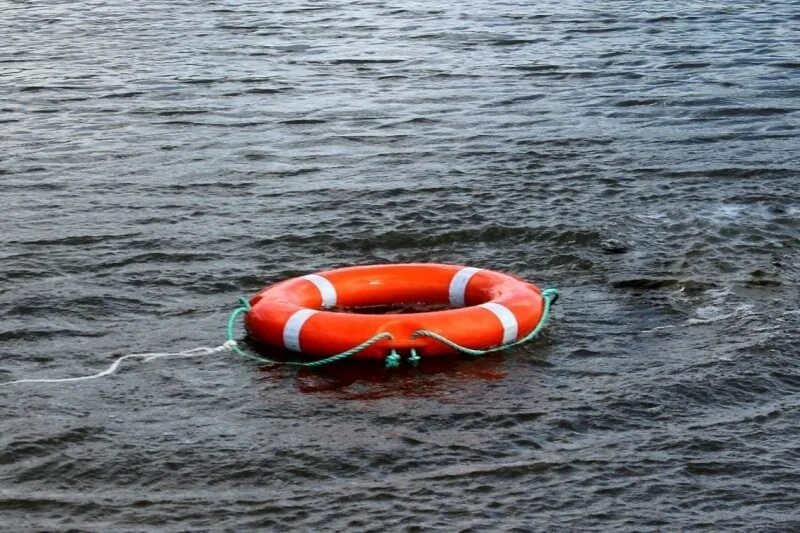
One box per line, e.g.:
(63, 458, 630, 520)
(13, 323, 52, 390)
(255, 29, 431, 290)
(222, 340, 238, 351)
(542, 288, 559, 305)
(385, 350, 402, 369)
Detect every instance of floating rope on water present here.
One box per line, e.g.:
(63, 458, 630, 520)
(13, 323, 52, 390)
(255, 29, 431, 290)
(0, 343, 235, 387)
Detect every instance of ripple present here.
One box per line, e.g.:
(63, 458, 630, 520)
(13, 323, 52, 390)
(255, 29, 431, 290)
(2, 0, 800, 530)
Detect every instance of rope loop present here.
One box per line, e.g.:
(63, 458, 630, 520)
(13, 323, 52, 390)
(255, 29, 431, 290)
(541, 287, 559, 306)
(411, 287, 559, 358)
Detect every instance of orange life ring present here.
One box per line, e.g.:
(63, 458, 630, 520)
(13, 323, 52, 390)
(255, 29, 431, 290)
(244, 263, 549, 362)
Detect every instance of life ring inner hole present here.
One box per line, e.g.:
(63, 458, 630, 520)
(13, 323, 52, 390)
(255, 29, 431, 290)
(282, 266, 502, 312)
(330, 302, 459, 315)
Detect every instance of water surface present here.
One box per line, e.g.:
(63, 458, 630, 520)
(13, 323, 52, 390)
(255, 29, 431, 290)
(2, 0, 799, 530)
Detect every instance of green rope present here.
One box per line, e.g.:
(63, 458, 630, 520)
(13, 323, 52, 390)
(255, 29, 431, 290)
(225, 287, 558, 368)
(225, 297, 393, 367)
(411, 288, 559, 357)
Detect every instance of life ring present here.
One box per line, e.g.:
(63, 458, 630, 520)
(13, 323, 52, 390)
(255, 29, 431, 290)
(243, 263, 555, 363)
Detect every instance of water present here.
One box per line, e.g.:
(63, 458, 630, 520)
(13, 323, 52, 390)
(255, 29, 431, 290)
(2, 0, 799, 530)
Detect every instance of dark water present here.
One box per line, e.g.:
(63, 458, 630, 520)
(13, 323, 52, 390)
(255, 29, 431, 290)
(2, 0, 800, 530)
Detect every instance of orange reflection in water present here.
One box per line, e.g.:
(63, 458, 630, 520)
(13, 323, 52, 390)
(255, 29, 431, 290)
(244, 338, 510, 400)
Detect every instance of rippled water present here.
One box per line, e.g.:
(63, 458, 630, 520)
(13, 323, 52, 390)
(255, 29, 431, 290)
(2, 1, 800, 530)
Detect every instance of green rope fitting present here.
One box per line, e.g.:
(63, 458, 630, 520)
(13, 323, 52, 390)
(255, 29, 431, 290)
(411, 287, 559, 357)
(408, 348, 421, 367)
(385, 349, 402, 369)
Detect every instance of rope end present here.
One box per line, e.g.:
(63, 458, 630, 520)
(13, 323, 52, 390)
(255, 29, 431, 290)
(385, 349, 402, 369)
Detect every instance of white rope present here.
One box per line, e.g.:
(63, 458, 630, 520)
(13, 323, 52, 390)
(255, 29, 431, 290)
(0, 341, 235, 387)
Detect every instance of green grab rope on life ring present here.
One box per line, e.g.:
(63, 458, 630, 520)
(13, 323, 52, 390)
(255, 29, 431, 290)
(225, 288, 558, 369)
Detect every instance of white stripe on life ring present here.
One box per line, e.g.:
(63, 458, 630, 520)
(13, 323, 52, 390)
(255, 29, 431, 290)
(282, 309, 317, 352)
(480, 302, 519, 344)
(449, 267, 481, 307)
(301, 274, 337, 308)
